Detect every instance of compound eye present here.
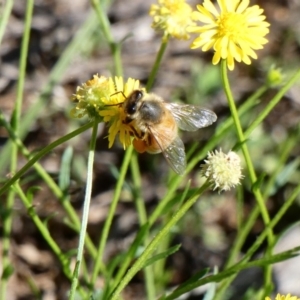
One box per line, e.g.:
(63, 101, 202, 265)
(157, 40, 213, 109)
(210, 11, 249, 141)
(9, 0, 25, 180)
(127, 102, 137, 114)
(127, 90, 143, 115)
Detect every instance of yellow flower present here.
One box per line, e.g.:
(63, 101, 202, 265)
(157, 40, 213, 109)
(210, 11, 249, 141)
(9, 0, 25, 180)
(200, 149, 243, 192)
(149, 0, 195, 40)
(188, 0, 270, 70)
(99, 77, 141, 149)
(71, 75, 141, 149)
(266, 294, 300, 300)
(71, 75, 112, 119)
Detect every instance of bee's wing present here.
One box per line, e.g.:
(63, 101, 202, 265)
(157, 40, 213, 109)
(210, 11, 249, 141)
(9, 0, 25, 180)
(166, 103, 217, 131)
(148, 126, 186, 175)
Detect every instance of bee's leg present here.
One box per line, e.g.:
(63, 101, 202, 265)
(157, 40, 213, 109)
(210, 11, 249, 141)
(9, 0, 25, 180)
(129, 125, 144, 140)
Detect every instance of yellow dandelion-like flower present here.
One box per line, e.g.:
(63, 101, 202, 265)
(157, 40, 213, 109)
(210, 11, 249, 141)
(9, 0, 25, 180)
(188, 0, 270, 70)
(98, 77, 141, 149)
(266, 293, 300, 300)
(200, 149, 243, 192)
(149, 0, 196, 40)
(71, 75, 142, 149)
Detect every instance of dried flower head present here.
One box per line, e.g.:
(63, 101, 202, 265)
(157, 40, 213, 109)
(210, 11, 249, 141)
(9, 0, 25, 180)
(149, 0, 196, 40)
(188, 0, 270, 70)
(200, 149, 243, 192)
(266, 294, 300, 300)
(71, 75, 141, 149)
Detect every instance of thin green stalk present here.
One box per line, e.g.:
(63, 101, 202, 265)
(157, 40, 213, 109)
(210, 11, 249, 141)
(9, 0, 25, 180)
(220, 60, 273, 235)
(161, 246, 300, 300)
(215, 70, 300, 297)
(1, 1, 33, 299)
(218, 179, 300, 300)
(130, 152, 156, 300)
(0, 120, 93, 196)
(110, 181, 210, 300)
(242, 181, 300, 265)
(245, 68, 300, 138)
(0, 0, 13, 45)
(263, 130, 299, 198)
(90, 0, 122, 76)
(163, 179, 300, 300)
(90, 146, 134, 287)
(148, 83, 267, 227)
(130, 152, 148, 224)
(214, 205, 261, 300)
(0, 115, 98, 258)
(221, 59, 274, 291)
(215, 131, 298, 299)
(13, 183, 87, 299)
(0, 11, 99, 172)
(146, 37, 169, 91)
(69, 121, 99, 299)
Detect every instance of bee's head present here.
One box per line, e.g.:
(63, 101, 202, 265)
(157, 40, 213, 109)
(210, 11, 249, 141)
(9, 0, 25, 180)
(124, 90, 144, 116)
(123, 89, 164, 124)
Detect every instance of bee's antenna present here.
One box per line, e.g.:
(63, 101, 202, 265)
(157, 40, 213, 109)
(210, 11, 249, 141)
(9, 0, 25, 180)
(110, 91, 127, 99)
(105, 91, 127, 107)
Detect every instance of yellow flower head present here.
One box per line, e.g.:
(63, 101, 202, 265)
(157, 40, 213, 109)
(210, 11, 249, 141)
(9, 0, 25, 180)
(188, 0, 270, 70)
(200, 149, 243, 192)
(71, 75, 112, 119)
(99, 77, 141, 149)
(149, 0, 196, 40)
(266, 294, 300, 300)
(71, 75, 141, 149)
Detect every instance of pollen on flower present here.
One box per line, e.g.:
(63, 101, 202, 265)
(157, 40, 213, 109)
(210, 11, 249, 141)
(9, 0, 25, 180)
(71, 75, 141, 149)
(266, 293, 300, 300)
(149, 0, 196, 40)
(188, 0, 270, 70)
(71, 75, 112, 119)
(200, 149, 243, 192)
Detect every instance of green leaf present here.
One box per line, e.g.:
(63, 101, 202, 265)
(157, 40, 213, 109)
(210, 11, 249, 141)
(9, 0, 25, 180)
(26, 186, 42, 204)
(1, 264, 14, 280)
(59, 146, 73, 192)
(161, 246, 300, 300)
(143, 244, 181, 268)
(171, 268, 209, 295)
(251, 173, 266, 192)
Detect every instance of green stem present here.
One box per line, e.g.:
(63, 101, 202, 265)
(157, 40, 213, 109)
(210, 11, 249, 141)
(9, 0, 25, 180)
(1, 1, 33, 299)
(0, 0, 13, 45)
(0, 121, 94, 196)
(90, 0, 123, 76)
(91, 146, 134, 286)
(245, 68, 300, 137)
(0, 114, 97, 258)
(163, 178, 300, 300)
(220, 59, 274, 291)
(148, 84, 267, 228)
(13, 183, 87, 298)
(0, 11, 99, 173)
(130, 152, 156, 300)
(146, 37, 169, 91)
(215, 68, 300, 299)
(110, 181, 210, 300)
(220, 60, 273, 237)
(263, 130, 299, 198)
(69, 121, 99, 299)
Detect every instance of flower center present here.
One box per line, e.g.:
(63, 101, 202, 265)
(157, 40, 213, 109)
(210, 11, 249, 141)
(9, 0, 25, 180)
(217, 13, 247, 40)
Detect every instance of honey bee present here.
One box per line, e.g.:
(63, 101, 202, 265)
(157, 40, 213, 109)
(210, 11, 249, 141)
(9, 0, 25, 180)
(122, 89, 217, 175)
